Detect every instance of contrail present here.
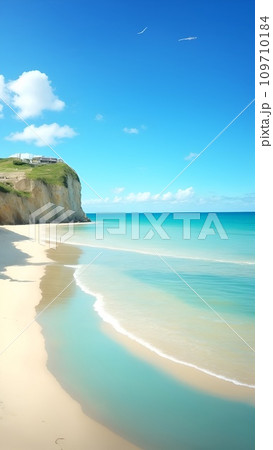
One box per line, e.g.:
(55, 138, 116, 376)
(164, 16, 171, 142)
(178, 36, 197, 41)
(137, 27, 148, 35)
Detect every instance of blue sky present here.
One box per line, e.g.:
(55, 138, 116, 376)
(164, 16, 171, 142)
(0, 0, 254, 212)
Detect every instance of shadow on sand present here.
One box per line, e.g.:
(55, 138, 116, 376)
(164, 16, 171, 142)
(0, 227, 30, 281)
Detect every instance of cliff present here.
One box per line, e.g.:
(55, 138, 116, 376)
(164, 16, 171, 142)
(0, 158, 90, 225)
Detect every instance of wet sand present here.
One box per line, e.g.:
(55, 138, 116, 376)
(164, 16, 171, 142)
(0, 225, 139, 450)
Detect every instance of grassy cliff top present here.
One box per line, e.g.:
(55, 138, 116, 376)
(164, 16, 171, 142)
(0, 158, 80, 187)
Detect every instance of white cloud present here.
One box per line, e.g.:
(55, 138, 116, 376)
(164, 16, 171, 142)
(7, 70, 65, 119)
(6, 123, 76, 147)
(113, 196, 122, 203)
(162, 192, 172, 201)
(113, 186, 125, 194)
(123, 127, 139, 134)
(84, 187, 194, 206)
(0, 104, 3, 118)
(123, 188, 194, 204)
(82, 189, 254, 212)
(175, 187, 194, 200)
(184, 152, 198, 161)
(95, 113, 103, 121)
(126, 191, 152, 202)
(9, 152, 41, 159)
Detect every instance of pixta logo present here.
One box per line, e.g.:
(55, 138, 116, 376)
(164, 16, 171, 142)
(29, 202, 75, 248)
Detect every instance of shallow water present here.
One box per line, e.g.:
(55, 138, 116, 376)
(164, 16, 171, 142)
(38, 212, 255, 449)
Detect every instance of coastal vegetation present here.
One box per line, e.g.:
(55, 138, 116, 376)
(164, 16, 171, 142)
(0, 158, 80, 188)
(0, 181, 30, 198)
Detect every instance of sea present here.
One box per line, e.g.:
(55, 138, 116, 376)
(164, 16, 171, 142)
(38, 212, 255, 449)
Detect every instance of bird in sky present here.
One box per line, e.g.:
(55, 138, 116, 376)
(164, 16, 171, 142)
(178, 36, 197, 41)
(137, 27, 148, 35)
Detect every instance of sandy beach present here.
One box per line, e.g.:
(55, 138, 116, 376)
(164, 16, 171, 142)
(0, 225, 139, 450)
(0, 223, 254, 450)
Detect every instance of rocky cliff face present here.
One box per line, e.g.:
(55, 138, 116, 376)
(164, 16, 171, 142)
(0, 173, 89, 225)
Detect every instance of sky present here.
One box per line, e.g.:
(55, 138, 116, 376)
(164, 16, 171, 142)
(0, 0, 254, 212)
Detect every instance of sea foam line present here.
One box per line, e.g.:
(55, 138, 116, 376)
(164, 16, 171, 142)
(74, 267, 255, 390)
(67, 241, 255, 266)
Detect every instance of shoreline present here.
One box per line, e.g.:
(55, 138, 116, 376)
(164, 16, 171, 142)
(0, 225, 139, 450)
(102, 322, 255, 404)
(71, 248, 254, 404)
(69, 238, 255, 404)
(74, 284, 254, 403)
(64, 239, 255, 266)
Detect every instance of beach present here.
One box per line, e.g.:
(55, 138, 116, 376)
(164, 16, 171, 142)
(0, 222, 255, 450)
(0, 225, 139, 450)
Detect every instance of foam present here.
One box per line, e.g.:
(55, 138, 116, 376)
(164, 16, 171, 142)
(74, 267, 255, 390)
(66, 240, 255, 266)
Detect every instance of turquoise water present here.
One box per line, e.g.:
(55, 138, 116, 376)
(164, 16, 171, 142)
(70, 212, 254, 264)
(38, 212, 255, 449)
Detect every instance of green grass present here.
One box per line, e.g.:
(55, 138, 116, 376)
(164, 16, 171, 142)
(0, 158, 79, 187)
(0, 182, 30, 198)
(0, 158, 33, 173)
(27, 163, 79, 186)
